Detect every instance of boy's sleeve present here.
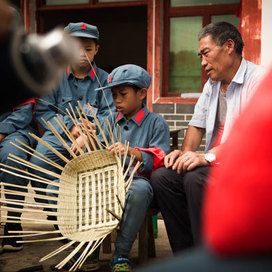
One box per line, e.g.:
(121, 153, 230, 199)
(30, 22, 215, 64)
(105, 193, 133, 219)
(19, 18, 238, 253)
(0, 98, 36, 135)
(136, 115, 170, 174)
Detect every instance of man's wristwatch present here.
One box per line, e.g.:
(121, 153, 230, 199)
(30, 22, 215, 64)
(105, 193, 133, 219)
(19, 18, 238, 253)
(204, 152, 216, 164)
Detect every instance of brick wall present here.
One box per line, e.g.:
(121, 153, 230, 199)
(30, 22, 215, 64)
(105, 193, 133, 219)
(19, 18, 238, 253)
(153, 103, 206, 151)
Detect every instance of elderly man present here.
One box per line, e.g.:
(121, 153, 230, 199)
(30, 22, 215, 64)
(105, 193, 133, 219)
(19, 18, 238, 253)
(150, 21, 263, 253)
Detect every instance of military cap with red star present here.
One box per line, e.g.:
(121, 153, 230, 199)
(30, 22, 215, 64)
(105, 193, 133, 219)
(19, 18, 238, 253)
(64, 22, 99, 40)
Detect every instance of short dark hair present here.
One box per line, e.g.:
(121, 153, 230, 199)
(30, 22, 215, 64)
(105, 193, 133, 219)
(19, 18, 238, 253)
(79, 37, 99, 45)
(198, 21, 244, 55)
(131, 85, 141, 93)
(111, 84, 141, 93)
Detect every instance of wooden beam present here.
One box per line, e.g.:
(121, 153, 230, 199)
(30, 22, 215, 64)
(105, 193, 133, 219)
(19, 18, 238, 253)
(240, 0, 262, 64)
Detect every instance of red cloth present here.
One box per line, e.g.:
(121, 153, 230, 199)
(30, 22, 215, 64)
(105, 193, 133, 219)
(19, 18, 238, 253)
(203, 66, 272, 255)
(135, 147, 166, 177)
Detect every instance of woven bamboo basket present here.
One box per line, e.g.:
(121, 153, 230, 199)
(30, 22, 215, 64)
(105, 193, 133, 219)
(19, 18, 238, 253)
(0, 102, 140, 271)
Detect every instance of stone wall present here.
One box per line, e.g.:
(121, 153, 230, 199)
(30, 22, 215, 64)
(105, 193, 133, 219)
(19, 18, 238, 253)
(153, 103, 206, 151)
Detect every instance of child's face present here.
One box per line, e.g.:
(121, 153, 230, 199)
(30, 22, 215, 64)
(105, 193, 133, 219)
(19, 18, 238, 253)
(75, 37, 99, 70)
(112, 85, 147, 119)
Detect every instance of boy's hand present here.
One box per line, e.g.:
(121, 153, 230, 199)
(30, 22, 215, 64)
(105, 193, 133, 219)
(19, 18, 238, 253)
(70, 125, 81, 138)
(107, 142, 127, 156)
(0, 133, 6, 143)
(71, 134, 88, 156)
(107, 143, 143, 162)
(79, 119, 96, 135)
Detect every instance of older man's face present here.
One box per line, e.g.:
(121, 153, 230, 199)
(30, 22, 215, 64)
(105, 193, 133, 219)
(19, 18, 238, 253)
(198, 35, 230, 82)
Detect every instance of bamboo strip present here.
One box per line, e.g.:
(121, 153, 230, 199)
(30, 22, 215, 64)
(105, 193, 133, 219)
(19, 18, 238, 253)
(38, 98, 68, 116)
(1, 219, 57, 225)
(75, 106, 92, 153)
(0, 231, 58, 238)
(72, 237, 106, 271)
(125, 161, 142, 191)
(0, 188, 58, 202)
(0, 199, 56, 210)
(105, 119, 115, 147)
(7, 153, 62, 180)
(45, 119, 78, 159)
(77, 107, 104, 150)
(0, 164, 58, 189)
(53, 115, 74, 145)
(123, 155, 136, 180)
(40, 240, 76, 262)
(29, 133, 70, 164)
(122, 140, 129, 170)
(11, 139, 64, 171)
(87, 103, 109, 148)
(0, 181, 59, 194)
(77, 102, 97, 151)
(56, 241, 85, 269)
(65, 104, 85, 156)
(116, 194, 124, 211)
(9, 230, 60, 234)
(17, 236, 67, 243)
(0, 191, 58, 204)
(106, 208, 121, 221)
(0, 162, 60, 186)
(71, 241, 94, 271)
(1, 206, 57, 216)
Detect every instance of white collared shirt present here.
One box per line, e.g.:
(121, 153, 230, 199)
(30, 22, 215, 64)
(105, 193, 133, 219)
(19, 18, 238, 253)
(189, 58, 263, 151)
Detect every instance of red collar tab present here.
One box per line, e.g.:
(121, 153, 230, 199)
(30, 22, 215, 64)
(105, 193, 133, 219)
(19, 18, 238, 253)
(116, 112, 122, 121)
(90, 67, 96, 79)
(66, 67, 70, 76)
(108, 75, 112, 83)
(80, 23, 87, 30)
(135, 109, 145, 124)
(13, 98, 37, 112)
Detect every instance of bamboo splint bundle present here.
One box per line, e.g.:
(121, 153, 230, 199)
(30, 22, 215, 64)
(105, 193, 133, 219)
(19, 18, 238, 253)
(0, 102, 141, 271)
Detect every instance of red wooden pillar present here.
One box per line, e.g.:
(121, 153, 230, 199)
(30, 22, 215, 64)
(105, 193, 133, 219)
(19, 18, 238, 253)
(240, 0, 262, 64)
(20, 0, 30, 32)
(146, 0, 161, 112)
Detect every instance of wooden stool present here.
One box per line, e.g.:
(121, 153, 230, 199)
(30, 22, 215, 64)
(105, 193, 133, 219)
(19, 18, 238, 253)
(138, 208, 159, 264)
(102, 208, 159, 264)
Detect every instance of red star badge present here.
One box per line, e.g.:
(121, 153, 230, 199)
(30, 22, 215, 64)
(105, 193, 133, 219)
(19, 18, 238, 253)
(108, 75, 112, 83)
(80, 23, 87, 30)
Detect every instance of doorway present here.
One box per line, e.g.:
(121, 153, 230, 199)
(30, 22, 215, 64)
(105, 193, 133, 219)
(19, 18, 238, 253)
(40, 6, 147, 73)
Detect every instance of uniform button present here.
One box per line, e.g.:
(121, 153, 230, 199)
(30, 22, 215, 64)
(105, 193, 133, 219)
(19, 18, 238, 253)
(124, 125, 129, 131)
(62, 99, 65, 102)
(79, 96, 83, 100)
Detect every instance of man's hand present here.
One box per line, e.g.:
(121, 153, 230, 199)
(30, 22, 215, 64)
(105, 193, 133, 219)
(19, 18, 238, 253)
(172, 151, 209, 174)
(164, 149, 183, 168)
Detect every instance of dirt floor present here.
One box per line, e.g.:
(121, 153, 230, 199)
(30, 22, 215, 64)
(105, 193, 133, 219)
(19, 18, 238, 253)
(0, 218, 172, 272)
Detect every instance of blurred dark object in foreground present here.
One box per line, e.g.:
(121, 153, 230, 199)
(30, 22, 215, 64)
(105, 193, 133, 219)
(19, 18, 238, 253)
(0, 3, 79, 114)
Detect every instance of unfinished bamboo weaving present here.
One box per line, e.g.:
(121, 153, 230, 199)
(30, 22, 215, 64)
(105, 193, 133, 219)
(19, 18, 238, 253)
(0, 102, 141, 271)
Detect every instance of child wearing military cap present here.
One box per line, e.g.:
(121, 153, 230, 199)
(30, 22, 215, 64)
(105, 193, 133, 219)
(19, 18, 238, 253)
(29, 22, 114, 272)
(93, 64, 170, 271)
